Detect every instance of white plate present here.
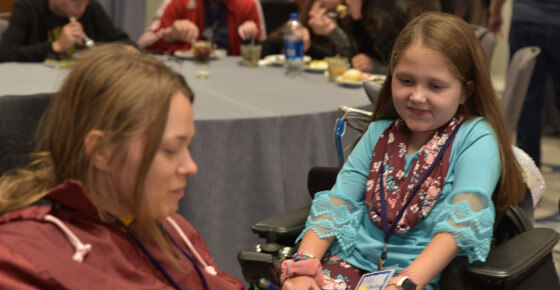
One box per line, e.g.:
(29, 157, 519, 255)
(336, 76, 364, 87)
(173, 49, 220, 60)
(364, 73, 386, 84)
(264, 54, 312, 66)
(304, 65, 328, 72)
(304, 61, 328, 72)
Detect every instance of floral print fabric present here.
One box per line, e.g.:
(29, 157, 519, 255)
(320, 254, 366, 290)
(365, 116, 463, 233)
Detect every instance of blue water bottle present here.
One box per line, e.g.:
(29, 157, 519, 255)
(283, 12, 304, 77)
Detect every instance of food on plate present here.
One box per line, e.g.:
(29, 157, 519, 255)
(336, 4, 347, 18)
(341, 69, 364, 82)
(308, 59, 328, 70)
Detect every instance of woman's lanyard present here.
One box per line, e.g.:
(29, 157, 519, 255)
(113, 218, 210, 290)
(376, 125, 460, 271)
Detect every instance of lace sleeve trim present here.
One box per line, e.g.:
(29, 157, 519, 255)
(296, 193, 363, 255)
(433, 199, 494, 263)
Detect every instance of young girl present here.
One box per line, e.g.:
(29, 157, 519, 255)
(281, 12, 524, 290)
(0, 45, 243, 289)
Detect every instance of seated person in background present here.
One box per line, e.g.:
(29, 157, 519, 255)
(0, 44, 243, 289)
(0, 0, 135, 62)
(281, 12, 524, 290)
(138, 0, 264, 56)
(260, 0, 348, 60)
(336, 0, 437, 73)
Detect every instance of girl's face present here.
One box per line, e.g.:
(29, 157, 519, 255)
(391, 42, 471, 142)
(345, 0, 362, 20)
(118, 92, 198, 220)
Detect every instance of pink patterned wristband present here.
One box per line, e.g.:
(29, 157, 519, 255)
(280, 258, 324, 286)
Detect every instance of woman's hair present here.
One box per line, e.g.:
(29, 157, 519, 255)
(359, 0, 420, 64)
(372, 12, 524, 211)
(0, 44, 193, 250)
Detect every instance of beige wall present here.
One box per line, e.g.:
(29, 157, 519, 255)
(490, 0, 513, 94)
(145, 0, 162, 29)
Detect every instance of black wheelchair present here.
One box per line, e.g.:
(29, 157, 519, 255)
(238, 165, 560, 289)
(237, 93, 560, 289)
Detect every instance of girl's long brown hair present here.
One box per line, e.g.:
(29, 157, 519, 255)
(372, 12, 524, 212)
(0, 44, 194, 265)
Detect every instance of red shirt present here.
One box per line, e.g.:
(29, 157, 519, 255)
(141, 0, 261, 55)
(0, 179, 243, 289)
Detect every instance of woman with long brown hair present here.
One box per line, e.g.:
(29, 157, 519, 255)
(0, 44, 242, 289)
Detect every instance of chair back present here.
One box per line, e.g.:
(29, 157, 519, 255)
(471, 24, 497, 62)
(363, 81, 380, 105)
(0, 93, 52, 175)
(500, 46, 541, 135)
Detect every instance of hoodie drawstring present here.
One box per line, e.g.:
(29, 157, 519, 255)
(44, 214, 92, 263)
(166, 216, 217, 276)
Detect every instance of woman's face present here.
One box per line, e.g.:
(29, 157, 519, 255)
(118, 92, 198, 220)
(345, 0, 362, 20)
(391, 42, 470, 143)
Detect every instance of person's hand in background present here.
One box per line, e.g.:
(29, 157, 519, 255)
(352, 53, 374, 72)
(52, 21, 84, 53)
(238, 20, 259, 41)
(163, 19, 199, 43)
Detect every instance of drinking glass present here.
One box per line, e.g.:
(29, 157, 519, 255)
(241, 44, 262, 67)
(327, 56, 349, 82)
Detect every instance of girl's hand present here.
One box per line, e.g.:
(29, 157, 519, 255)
(282, 276, 321, 290)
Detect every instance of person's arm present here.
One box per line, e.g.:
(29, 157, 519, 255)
(0, 1, 54, 62)
(326, 26, 355, 59)
(141, 0, 195, 52)
(387, 233, 459, 289)
(238, 0, 262, 41)
(392, 120, 501, 288)
(283, 122, 388, 289)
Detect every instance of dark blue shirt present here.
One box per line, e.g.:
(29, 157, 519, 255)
(203, 0, 230, 53)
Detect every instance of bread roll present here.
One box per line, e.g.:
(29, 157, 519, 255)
(341, 69, 364, 82)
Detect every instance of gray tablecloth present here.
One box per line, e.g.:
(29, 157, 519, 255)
(0, 56, 371, 281)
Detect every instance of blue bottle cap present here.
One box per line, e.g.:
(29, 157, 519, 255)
(289, 12, 299, 19)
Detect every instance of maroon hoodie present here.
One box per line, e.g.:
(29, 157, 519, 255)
(0, 179, 243, 289)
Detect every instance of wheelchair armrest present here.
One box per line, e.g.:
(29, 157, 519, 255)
(251, 206, 310, 241)
(466, 227, 560, 282)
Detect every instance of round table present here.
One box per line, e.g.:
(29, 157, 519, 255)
(0, 56, 372, 280)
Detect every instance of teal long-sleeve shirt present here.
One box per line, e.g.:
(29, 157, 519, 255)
(298, 117, 501, 289)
